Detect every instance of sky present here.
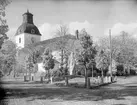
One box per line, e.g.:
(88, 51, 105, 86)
(5, 0, 137, 42)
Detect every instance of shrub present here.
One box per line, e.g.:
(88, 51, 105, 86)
(130, 69, 136, 75)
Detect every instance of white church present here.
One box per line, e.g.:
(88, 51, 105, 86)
(15, 10, 41, 49)
(15, 10, 80, 76)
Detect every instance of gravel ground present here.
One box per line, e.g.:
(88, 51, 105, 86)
(1, 76, 137, 105)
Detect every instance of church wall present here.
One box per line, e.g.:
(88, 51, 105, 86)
(15, 33, 25, 48)
(24, 33, 41, 46)
(15, 33, 41, 48)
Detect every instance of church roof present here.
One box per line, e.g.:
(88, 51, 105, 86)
(15, 23, 41, 36)
(15, 10, 41, 36)
(33, 34, 76, 46)
(17, 35, 78, 61)
(19, 34, 81, 55)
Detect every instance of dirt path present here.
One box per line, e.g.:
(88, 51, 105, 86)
(2, 76, 137, 105)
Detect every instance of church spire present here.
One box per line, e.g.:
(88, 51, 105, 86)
(22, 10, 33, 24)
(27, 9, 29, 13)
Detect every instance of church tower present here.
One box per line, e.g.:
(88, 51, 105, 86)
(15, 10, 41, 49)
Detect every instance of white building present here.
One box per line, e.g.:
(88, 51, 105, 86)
(15, 10, 41, 49)
(15, 11, 79, 76)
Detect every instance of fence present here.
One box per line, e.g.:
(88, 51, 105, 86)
(91, 76, 117, 85)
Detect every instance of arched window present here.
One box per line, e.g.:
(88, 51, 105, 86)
(19, 38, 21, 43)
(31, 29, 35, 34)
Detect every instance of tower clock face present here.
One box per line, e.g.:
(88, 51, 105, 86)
(31, 37, 35, 43)
(31, 29, 35, 34)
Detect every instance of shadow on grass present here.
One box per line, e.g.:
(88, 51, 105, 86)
(3, 81, 137, 102)
(2, 80, 49, 84)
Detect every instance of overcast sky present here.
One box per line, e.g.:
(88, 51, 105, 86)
(5, 0, 137, 41)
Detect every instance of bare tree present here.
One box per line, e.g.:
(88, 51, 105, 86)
(55, 24, 70, 86)
(117, 31, 135, 75)
(98, 31, 137, 76)
(56, 24, 69, 37)
(96, 50, 109, 83)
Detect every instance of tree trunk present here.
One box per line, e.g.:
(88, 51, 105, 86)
(48, 69, 50, 82)
(29, 68, 31, 81)
(61, 49, 64, 68)
(24, 75, 26, 82)
(40, 76, 43, 83)
(32, 76, 34, 81)
(123, 64, 126, 76)
(65, 76, 69, 86)
(101, 69, 103, 78)
(32, 73, 34, 81)
(127, 65, 130, 75)
(65, 69, 69, 86)
(84, 65, 88, 88)
(29, 73, 31, 81)
(87, 77, 90, 88)
(92, 65, 93, 78)
(13, 65, 16, 78)
(101, 68, 104, 83)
